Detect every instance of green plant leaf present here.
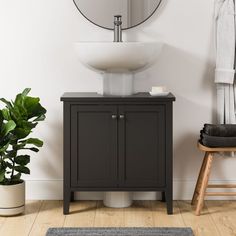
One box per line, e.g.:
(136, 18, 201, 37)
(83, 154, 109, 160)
(22, 88, 31, 97)
(28, 147, 39, 152)
(5, 162, 13, 169)
(0, 98, 12, 109)
(15, 155, 30, 165)
(33, 114, 46, 122)
(0, 142, 9, 154)
(17, 120, 37, 130)
(0, 110, 3, 127)
(12, 120, 37, 140)
(1, 120, 16, 136)
(6, 149, 17, 158)
(15, 166, 30, 174)
(13, 95, 28, 119)
(0, 169, 5, 182)
(19, 147, 39, 152)
(14, 94, 24, 107)
(24, 97, 46, 119)
(11, 172, 21, 181)
(8, 108, 20, 122)
(0, 161, 7, 169)
(13, 127, 32, 139)
(1, 109, 11, 121)
(19, 138, 43, 147)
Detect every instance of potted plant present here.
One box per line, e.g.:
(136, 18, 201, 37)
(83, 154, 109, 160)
(0, 88, 46, 216)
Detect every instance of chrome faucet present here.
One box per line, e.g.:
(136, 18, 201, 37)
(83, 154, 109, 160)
(114, 15, 122, 42)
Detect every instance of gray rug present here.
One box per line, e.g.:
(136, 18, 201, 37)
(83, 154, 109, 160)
(46, 227, 194, 236)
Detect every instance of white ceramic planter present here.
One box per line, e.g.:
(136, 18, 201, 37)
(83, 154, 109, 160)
(0, 181, 25, 216)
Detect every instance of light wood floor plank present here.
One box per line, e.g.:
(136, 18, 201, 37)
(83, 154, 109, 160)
(94, 201, 124, 227)
(64, 201, 97, 227)
(0, 215, 6, 230)
(124, 201, 154, 227)
(207, 201, 236, 236)
(29, 201, 65, 236)
(0, 200, 42, 236)
(151, 201, 185, 227)
(1, 200, 236, 236)
(178, 201, 220, 236)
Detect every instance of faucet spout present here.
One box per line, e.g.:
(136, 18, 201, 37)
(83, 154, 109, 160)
(114, 15, 122, 42)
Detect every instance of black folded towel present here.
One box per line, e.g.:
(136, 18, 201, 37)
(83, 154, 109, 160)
(203, 124, 236, 137)
(201, 133, 236, 147)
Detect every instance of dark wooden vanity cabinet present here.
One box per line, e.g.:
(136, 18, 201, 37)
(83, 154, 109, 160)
(61, 92, 175, 215)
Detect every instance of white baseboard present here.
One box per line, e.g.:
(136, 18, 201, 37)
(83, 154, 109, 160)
(25, 179, 236, 200)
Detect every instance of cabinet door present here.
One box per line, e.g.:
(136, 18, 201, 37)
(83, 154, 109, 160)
(118, 105, 165, 187)
(71, 105, 118, 187)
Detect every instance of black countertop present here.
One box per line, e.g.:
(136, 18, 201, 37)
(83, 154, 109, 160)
(61, 92, 176, 102)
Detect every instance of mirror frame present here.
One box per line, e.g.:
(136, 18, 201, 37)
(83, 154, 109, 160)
(73, 0, 163, 30)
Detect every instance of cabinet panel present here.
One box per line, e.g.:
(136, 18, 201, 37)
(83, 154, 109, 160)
(71, 105, 118, 187)
(119, 105, 165, 187)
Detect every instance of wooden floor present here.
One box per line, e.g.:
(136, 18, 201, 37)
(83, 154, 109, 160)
(0, 201, 236, 236)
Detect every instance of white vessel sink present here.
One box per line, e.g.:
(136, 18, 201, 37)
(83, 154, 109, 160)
(74, 41, 163, 95)
(75, 41, 163, 72)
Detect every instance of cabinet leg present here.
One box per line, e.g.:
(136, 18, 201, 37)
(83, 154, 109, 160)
(161, 191, 166, 202)
(166, 190, 173, 214)
(63, 191, 70, 215)
(70, 191, 75, 202)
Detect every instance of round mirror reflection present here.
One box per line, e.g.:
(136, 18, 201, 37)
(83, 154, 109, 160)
(73, 0, 162, 30)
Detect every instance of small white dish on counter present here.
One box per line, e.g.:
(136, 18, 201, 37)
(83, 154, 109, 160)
(149, 91, 169, 96)
(150, 86, 169, 96)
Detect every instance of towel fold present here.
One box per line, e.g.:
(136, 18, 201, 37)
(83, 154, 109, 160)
(203, 124, 236, 137)
(201, 133, 236, 147)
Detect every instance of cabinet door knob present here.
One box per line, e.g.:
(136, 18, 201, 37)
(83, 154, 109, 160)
(119, 114, 125, 119)
(111, 114, 117, 119)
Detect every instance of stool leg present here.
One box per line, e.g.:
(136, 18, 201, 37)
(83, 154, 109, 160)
(191, 152, 208, 205)
(195, 153, 213, 216)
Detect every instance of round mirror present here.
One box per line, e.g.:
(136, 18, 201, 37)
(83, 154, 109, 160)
(73, 0, 162, 30)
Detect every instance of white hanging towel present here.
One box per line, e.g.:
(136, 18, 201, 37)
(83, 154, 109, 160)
(215, 0, 236, 124)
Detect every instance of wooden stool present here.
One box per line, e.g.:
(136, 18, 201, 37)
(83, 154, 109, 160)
(191, 142, 236, 216)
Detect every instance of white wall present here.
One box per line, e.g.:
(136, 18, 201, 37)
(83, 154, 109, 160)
(1, 0, 236, 200)
(76, 0, 129, 28)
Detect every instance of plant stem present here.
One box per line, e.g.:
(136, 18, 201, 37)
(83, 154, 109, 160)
(10, 159, 15, 181)
(0, 155, 3, 167)
(10, 140, 17, 182)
